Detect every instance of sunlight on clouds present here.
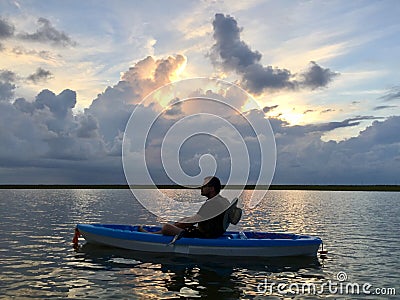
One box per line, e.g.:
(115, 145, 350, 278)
(280, 111, 305, 125)
(255, 92, 309, 125)
(169, 57, 187, 82)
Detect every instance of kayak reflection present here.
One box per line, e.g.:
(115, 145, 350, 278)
(76, 243, 323, 298)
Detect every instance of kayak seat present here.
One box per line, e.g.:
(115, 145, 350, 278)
(222, 198, 242, 232)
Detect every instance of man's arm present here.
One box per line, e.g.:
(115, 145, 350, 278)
(174, 214, 202, 228)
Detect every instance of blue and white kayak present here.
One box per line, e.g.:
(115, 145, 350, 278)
(75, 224, 322, 257)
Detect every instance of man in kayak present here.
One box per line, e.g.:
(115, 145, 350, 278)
(139, 176, 231, 238)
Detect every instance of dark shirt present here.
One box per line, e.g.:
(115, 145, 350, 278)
(196, 194, 230, 238)
(197, 210, 227, 238)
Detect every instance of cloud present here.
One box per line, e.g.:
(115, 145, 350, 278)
(270, 116, 382, 138)
(321, 108, 335, 114)
(263, 105, 279, 113)
(0, 69, 17, 82)
(26, 67, 53, 83)
(210, 14, 339, 94)
(272, 116, 400, 184)
(0, 17, 15, 39)
(35, 89, 76, 119)
(373, 105, 397, 111)
(0, 69, 16, 101)
(306, 116, 383, 133)
(18, 17, 76, 47)
(0, 54, 188, 183)
(88, 55, 186, 143)
(12, 46, 56, 60)
(0, 51, 398, 184)
(210, 13, 262, 71)
(300, 61, 339, 90)
(380, 86, 400, 101)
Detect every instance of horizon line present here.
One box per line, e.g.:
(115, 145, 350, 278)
(1, 184, 399, 192)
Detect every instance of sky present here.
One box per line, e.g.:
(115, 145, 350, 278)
(0, 0, 399, 185)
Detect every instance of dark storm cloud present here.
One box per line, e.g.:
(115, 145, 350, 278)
(210, 14, 294, 93)
(0, 17, 15, 38)
(210, 14, 339, 94)
(300, 61, 339, 90)
(210, 13, 262, 70)
(27, 67, 53, 83)
(18, 17, 76, 47)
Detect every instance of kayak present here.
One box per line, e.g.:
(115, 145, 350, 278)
(75, 224, 322, 257)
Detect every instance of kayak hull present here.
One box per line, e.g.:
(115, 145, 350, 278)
(76, 224, 322, 257)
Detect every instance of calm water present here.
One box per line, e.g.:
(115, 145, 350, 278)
(0, 189, 399, 299)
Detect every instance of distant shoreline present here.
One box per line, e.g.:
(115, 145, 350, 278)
(1, 184, 400, 191)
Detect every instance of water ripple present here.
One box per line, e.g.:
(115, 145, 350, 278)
(0, 189, 399, 299)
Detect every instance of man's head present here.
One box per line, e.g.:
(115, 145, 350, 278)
(201, 176, 221, 198)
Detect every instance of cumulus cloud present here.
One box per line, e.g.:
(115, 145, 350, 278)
(272, 115, 400, 184)
(0, 69, 16, 101)
(88, 55, 185, 143)
(0, 69, 17, 82)
(0, 17, 15, 39)
(210, 14, 339, 94)
(0, 50, 398, 184)
(18, 17, 76, 47)
(26, 67, 53, 83)
(0, 54, 189, 183)
(300, 61, 339, 90)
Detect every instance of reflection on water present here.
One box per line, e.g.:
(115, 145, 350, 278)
(75, 244, 322, 299)
(0, 189, 399, 299)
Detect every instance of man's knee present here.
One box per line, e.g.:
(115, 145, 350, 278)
(161, 223, 183, 235)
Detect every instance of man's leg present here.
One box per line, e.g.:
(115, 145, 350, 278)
(161, 223, 185, 236)
(138, 223, 184, 236)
